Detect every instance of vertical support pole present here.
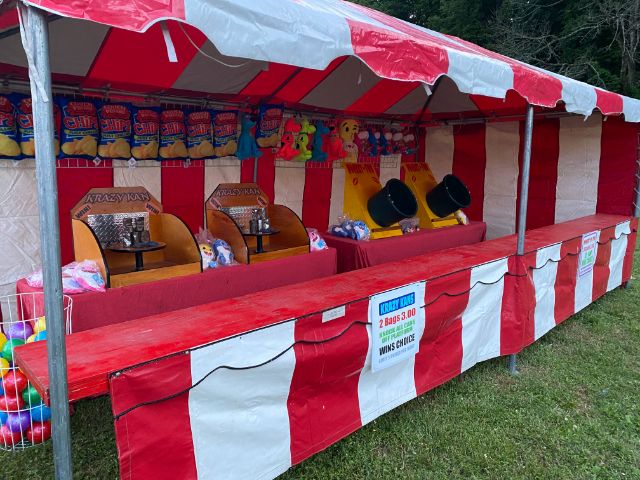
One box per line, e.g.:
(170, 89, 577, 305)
(21, 6, 73, 479)
(509, 104, 535, 375)
(253, 156, 259, 183)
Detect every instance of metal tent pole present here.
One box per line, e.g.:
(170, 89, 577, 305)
(509, 103, 535, 375)
(20, 5, 73, 479)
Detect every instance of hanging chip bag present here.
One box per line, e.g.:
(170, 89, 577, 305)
(14, 94, 62, 159)
(187, 110, 214, 159)
(97, 103, 132, 159)
(58, 98, 99, 159)
(256, 104, 284, 148)
(131, 106, 160, 160)
(212, 110, 238, 157)
(0, 95, 20, 160)
(159, 109, 188, 160)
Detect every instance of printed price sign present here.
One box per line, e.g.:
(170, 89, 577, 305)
(369, 282, 425, 372)
(578, 231, 599, 276)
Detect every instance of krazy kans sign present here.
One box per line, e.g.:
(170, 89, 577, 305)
(369, 282, 425, 372)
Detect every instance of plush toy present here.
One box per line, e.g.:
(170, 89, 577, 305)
(379, 130, 391, 156)
(276, 118, 301, 161)
(355, 130, 368, 156)
(392, 130, 404, 154)
(213, 239, 234, 265)
(403, 130, 417, 155)
(199, 243, 215, 270)
(339, 119, 359, 163)
(306, 228, 328, 251)
(236, 114, 262, 160)
(310, 121, 329, 162)
(324, 121, 347, 162)
(293, 117, 316, 162)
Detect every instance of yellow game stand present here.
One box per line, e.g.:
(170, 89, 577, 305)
(402, 163, 459, 229)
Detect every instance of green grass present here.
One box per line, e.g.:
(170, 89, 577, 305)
(2, 250, 640, 479)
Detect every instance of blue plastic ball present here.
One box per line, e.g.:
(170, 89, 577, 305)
(0, 410, 7, 425)
(34, 331, 47, 342)
(30, 404, 51, 422)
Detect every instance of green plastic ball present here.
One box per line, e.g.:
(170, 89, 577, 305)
(22, 385, 42, 406)
(1, 338, 25, 363)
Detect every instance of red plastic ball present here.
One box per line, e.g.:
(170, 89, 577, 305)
(0, 424, 22, 447)
(0, 394, 24, 412)
(2, 370, 28, 396)
(26, 421, 51, 444)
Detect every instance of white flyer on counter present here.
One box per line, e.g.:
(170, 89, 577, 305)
(369, 282, 426, 372)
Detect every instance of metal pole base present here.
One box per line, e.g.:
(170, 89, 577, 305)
(507, 354, 519, 375)
(622, 280, 631, 289)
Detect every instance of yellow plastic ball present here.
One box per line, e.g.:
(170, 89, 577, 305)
(0, 358, 9, 378)
(27, 334, 37, 343)
(0, 332, 6, 351)
(34, 316, 46, 334)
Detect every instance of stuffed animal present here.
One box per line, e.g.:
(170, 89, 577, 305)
(403, 130, 417, 155)
(199, 243, 215, 270)
(213, 239, 234, 265)
(356, 130, 368, 156)
(392, 130, 404, 154)
(236, 114, 262, 160)
(310, 121, 329, 162)
(276, 117, 301, 161)
(339, 119, 359, 163)
(324, 120, 347, 162)
(293, 117, 316, 162)
(379, 130, 391, 156)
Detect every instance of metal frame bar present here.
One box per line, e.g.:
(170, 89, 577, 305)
(508, 103, 535, 375)
(21, 5, 73, 478)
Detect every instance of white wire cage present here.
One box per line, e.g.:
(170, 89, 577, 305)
(0, 292, 72, 451)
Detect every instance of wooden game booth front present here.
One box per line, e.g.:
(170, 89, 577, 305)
(16, 185, 337, 332)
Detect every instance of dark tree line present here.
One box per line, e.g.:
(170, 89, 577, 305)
(354, 0, 640, 97)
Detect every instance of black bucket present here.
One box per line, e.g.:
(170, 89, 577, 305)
(426, 174, 471, 218)
(367, 179, 418, 227)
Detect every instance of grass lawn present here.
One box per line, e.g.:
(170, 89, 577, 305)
(2, 249, 639, 479)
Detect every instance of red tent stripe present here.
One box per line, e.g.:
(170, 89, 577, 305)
(277, 57, 347, 105)
(592, 226, 614, 300)
(596, 89, 624, 115)
(255, 150, 276, 203)
(302, 166, 333, 232)
(83, 22, 205, 91)
(345, 79, 420, 114)
(452, 124, 486, 222)
(597, 116, 638, 215)
(161, 162, 205, 233)
(239, 63, 300, 99)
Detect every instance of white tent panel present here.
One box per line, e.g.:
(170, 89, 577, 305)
(555, 116, 601, 223)
(113, 160, 162, 200)
(483, 122, 520, 239)
(424, 126, 454, 182)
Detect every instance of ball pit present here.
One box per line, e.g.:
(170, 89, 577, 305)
(2, 369, 28, 395)
(34, 331, 47, 342)
(30, 404, 51, 422)
(0, 394, 24, 412)
(22, 386, 42, 406)
(1, 338, 25, 363)
(0, 424, 21, 447)
(26, 422, 51, 444)
(5, 321, 33, 341)
(0, 358, 9, 378)
(6, 411, 30, 433)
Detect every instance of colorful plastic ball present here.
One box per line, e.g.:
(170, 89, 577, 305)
(30, 404, 51, 422)
(26, 421, 51, 444)
(0, 332, 6, 351)
(34, 331, 47, 342)
(2, 370, 28, 396)
(0, 424, 22, 447)
(0, 394, 24, 412)
(6, 410, 30, 433)
(5, 322, 33, 341)
(0, 410, 6, 425)
(0, 358, 9, 378)
(34, 317, 46, 334)
(26, 334, 36, 344)
(1, 338, 25, 363)
(22, 385, 41, 406)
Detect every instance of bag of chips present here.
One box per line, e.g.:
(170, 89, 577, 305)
(159, 109, 188, 160)
(131, 106, 160, 160)
(255, 104, 284, 148)
(58, 98, 99, 159)
(186, 110, 214, 159)
(14, 94, 62, 159)
(0, 94, 21, 160)
(97, 103, 132, 159)
(212, 110, 238, 157)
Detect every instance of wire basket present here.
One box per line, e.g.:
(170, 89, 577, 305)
(0, 292, 72, 451)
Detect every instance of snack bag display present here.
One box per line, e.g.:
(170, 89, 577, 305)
(256, 104, 284, 148)
(131, 106, 160, 160)
(97, 103, 132, 159)
(58, 98, 99, 158)
(186, 110, 214, 159)
(15, 95, 61, 159)
(0, 95, 21, 160)
(159, 109, 188, 160)
(212, 110, 238, 157)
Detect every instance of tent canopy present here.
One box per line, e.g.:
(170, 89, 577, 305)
(1, 0, 639, 122)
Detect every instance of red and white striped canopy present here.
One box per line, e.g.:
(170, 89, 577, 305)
(1, 0, 639, 122)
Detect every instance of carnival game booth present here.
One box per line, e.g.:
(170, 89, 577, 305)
(0, 0, 639, 478)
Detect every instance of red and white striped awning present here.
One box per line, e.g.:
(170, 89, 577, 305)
(1, 0, 639, 122)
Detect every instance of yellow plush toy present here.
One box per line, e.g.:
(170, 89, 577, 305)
(339, 119, 359, 163)
(293, 118, 316, 162)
